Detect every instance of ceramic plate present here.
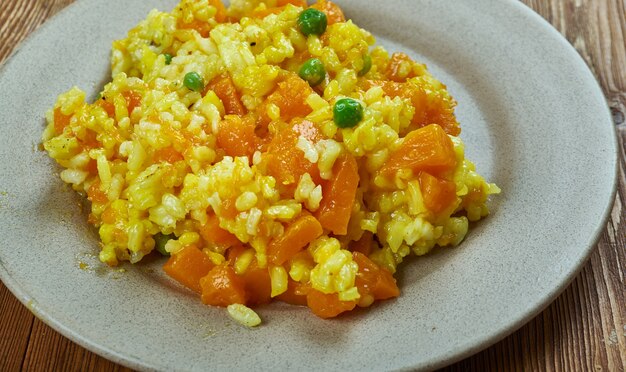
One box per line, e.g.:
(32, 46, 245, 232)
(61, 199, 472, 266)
(0, 0, 617, 370)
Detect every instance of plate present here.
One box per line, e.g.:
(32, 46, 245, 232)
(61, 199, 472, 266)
(0, 0, 617, 370)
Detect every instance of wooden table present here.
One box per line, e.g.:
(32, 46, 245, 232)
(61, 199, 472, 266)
(1, 0, 624, 370)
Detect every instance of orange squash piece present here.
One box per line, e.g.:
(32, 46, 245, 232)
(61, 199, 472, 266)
(209, 0, 228, 23)
(95, 91, 141, 119)
(220, 197, 239, 219)
(207, 74, 246, 116)
(152, 146, 184, 163)
(276, 280, 309, 306)
(177, 18, 212, 37)
(53, 108, 71, 134)
(379, 124, 457, 177)
(81, 130, 100, 150)
(163, 245, 215, 293)
(386, 52, 418, 82)
(310, 0, 345, 25)
(241, 263, 272, 306)
(200, 265, 247, 307)
(292, 117, 324, 140)
(349, 231, 374, 256)
(226, 244, 248, 265)
(363, 80, 460, 136)
(306, 289, 357, 318)
(198, 213, 241, 249)
(259, 73, 312, 126)
(217, 114, 258, 158)
(268, 215, 323, 265)
(315, 152, 359, 235)
(100, 206, 116, 224)
(353, 252, 399, 301)
(419, 172, 457, 215)
(87, 180, 108, 204)
(265, 119, 323, 196)
(274, 73, 313, 119)
(96, 98, 116, 118)
(84, 159, 98, 175)
(122, 90, 142, 115)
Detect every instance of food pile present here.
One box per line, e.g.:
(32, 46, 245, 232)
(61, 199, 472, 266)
(42, 0, 499, 324)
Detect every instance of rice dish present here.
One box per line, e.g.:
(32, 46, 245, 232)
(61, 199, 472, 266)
(42, 0, 500, 322)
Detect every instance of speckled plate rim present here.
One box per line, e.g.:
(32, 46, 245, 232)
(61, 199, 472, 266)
(0, 0, 617, 370)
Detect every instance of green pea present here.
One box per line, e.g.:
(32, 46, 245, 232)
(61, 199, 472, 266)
(358, 55, 372, 76)
(183, 71, 203, 92)
(154, 233, 175, 256)
(164, 53, 173, 65)
(298, 58, 326, 86)
(333, 98, 363, 128)
(297, 8, 327, 36)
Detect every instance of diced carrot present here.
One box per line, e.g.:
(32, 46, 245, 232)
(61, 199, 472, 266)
(163, 244, 215, 293)
(379, 124, 457, 177)
(226, 244, 248, 265)
(353, 252, 399, 302)
(81, 129, 100, 149)
(96, 98, 116, 118)
(87, 180, 108, 204)
(419, 172, 457, 215)
(349, 231, 373, 256)
(207, 74, 246, 115)
(200, 265, 247, 307)
(370, 269, 399, 300)
(265, 119, 323, 196)
(198, 213, 240, 249)
(241, 263, 272, 306)
(275, 73, 313, 119)
(209, 0, 228, 23)
(363, 80, 460, 136)
(310, 0, 345, 25)
(177, 18, 212, 38)
(276, 280, 308, 306)
(162, 124, 191, 149)
(386, 52, 418, 82)
(153, 146, 184, 163)
(314, 152, 359, 235)
(259, 73, 313, 126)
(217, 114, 258, 158)
(306, 289, 357, 318)
(122, 90, 142, 115)
(53, 108, 72, 134)
(221, 197, 239, 219)
(85, 159, 98, 174)
(101, 206, 116, 224)
(268, 215, 323, 265)
(292, 117, 324, 141)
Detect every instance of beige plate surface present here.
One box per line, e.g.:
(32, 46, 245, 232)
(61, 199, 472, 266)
(0, 0, 617, 370)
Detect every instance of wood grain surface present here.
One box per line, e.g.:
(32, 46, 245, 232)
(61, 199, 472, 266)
(1, 0, 624, 370)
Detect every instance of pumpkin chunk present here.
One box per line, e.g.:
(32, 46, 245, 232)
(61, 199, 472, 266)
(315, 153, 359, 235)
(379, 124, 457, 177)
(164, 245, 215, 293)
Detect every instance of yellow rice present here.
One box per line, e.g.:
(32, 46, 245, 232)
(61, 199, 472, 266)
(42, 0, 499, 320)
